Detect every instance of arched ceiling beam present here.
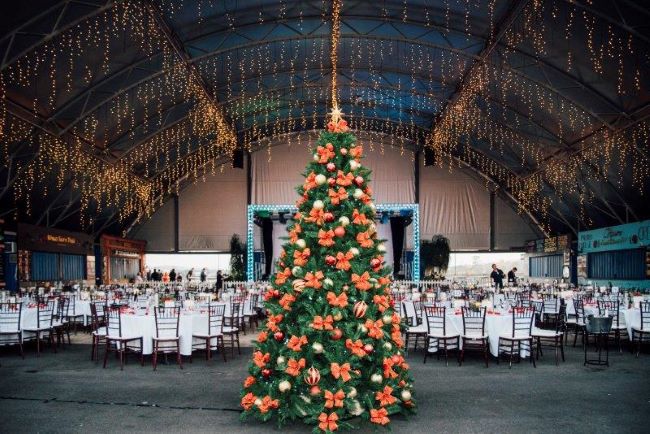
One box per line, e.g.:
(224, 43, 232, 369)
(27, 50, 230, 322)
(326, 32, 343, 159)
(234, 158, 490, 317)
(0, 0, 119, 70)
(428, 0, 530, 143)
(181, 8, 623, 113)
(50, 32, 620, 151)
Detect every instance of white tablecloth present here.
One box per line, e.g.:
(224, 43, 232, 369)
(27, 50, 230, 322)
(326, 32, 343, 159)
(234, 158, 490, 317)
(421, 311, 533, 358)
(118, 311, 210, 355)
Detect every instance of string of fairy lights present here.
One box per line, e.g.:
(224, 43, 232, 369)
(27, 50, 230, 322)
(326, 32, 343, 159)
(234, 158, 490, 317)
(0, 0, 648, 234)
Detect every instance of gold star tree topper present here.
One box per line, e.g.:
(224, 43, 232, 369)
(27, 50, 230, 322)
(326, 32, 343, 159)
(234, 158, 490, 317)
(329, 106, 344, 123)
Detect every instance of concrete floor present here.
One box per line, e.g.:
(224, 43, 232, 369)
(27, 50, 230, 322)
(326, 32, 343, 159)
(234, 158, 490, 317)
(0, 333, 649, 434)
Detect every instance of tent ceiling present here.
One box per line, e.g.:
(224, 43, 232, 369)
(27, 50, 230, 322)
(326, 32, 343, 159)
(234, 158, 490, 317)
(0, 0, 649, 237)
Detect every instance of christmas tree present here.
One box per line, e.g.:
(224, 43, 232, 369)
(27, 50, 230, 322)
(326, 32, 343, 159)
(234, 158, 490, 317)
(240, 109, 415, 433)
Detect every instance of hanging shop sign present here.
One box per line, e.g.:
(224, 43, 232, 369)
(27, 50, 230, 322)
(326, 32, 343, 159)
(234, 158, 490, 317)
(578, 220, 650, 254)
(112, 250, 140, 258)
(17, 223, 93, 255)
(526, 234, 571, 254)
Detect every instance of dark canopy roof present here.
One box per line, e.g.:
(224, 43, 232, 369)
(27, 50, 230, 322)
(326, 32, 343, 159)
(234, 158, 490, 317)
(1, 0, 649, 238)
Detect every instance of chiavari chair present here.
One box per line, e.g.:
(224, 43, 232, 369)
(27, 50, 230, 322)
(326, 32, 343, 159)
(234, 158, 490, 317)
(103, 308, 144, 370)
(460, 307, 489, 367)
(0, 302, 24, 361)
(497, 306, 536, 368)
(191, 303, 226, 362)
(632, 301, 650, 357)
(152, 306, 183, 370)
(423, 306, 460, 366)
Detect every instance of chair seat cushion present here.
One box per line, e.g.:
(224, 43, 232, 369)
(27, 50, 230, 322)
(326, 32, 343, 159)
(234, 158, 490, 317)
(406, 325, 427, 334)
(23, 326, 52, 332)
(462, 333, 488, 340)
(427, 332, 460, 339)
(92, 327, 107, 336)
(532, 329, 561, 338)
(611, 325, 627, 330)
(223, 326, 239, 333)
(632, 326, 647, 333)
(193, 333, 223, 339)
(153, 336, 179, 341)
(499, 334, 532, 340)
(107, 334, 142, 341)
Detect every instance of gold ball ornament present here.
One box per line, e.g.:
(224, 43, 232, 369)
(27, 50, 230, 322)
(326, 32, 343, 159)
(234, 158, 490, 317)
(292, 279, 306, 293)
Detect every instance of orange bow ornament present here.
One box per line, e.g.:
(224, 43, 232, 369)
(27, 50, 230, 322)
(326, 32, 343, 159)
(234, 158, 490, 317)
(352, 209, 368, 225)
(336, 170, 354, 187)
(279, 293, 296, 311)
(285, 357, 306, 376)
(330, 362, 352, 382)
(266, 313, 283, 332)
(324, 389, 346, 409)
(356, 231, 374, 248)
(373, 294, 390, 312)
(303, 172, 318, 191)
(318, 412, 339, 432)
(304, 271, 324, 289)
(275, 267, 292, 285)
(293, 248, 310, 266)
(376, 386, 396, 407)
(287, 335, 308, 351)
(328, 187, 349, 205)
(306, 208, 325, 225)
(345, 338, 366, 357)
(317, 144, 336, 163)
(327, 291, 348, 308)
(311, 315, 334, 330)
(365, 319, 385, 339)
(335, 251, 353, 271)
(258, 395, 280, 414)
(351, 272, 372, 291)
(241, 392, 256, 410)
(253, 351, 270, 368)
(318, 229, 336, 247)
(370, 408, 390, 425)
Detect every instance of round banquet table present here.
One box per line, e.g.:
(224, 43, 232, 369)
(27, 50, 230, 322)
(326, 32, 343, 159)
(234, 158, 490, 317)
(118, 310, 212, 355)
(420, 309, 534, 358)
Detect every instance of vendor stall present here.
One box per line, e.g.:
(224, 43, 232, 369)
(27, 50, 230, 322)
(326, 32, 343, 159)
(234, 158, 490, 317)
(99, 234, 146, 284)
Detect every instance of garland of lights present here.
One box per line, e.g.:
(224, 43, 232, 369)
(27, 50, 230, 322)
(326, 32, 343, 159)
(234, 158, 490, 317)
(0, 0, 648, 232)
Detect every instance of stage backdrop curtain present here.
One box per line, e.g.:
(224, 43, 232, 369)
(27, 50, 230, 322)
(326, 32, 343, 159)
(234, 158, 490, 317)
(131, 199, 175, 252)
(178, 163, 247, 251)
(419, 162, 490, 250)
(252, 134, 415, 205)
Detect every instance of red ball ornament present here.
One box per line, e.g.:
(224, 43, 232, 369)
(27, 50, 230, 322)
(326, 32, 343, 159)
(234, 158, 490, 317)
(323, 212, 335, 222)
(363, 343, 374, 353)
(274, 331, 285, 342)
(328, 178, 336, 186)
(391, 354, 401, 364)
(370, 258, 381, 269)
(334, 226, 345, 237)
(331, 328, 343, 340)
(262, 368, 272, 378)
(304, 366, 321, 386)
(325, 255, 337, 266)
(355, 176, 364, 186)
(310, 385, 321, 396)
(353, 301, 368, 318)
(326, 162, 336, 172)
(340, 148, 348, 155)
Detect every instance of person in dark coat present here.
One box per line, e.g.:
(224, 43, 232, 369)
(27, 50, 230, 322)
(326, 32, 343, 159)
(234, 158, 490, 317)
(216, 270, 223, 293)
(490, 264, 505, 290)
(507, 267, 518, 286)
(200, 268, 207, 283)
(169, 269, 177, 283)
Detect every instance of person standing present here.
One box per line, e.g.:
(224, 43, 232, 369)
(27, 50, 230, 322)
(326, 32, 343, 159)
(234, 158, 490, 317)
(200, 268, 207, 283)
(216, 270, 223, 295)
(146, 269, 152, 281)
(490, 264, 505, 291)
(187, 268, 194, 282)
(507, 267, 518, 286)
(169, 268, 176, 283)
